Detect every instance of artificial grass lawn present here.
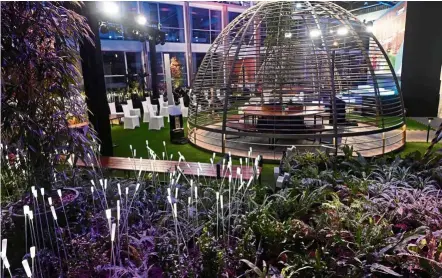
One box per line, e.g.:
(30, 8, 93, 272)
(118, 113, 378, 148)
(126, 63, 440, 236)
(111, 120, 277, 185)
(400, 142, 442, 157)
(346, 115, 430, 131)
(111, 120, 439, 186)
(405, 118, 433, 131)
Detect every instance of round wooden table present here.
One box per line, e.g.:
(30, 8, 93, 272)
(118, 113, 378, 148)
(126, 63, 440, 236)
(240, 105, 325, 135)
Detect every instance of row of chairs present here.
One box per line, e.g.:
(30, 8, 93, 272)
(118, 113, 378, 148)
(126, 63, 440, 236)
(108, 97, 188, 130)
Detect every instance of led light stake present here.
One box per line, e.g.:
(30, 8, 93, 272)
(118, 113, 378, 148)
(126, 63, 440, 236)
(1, 238, 7, 259)
(22, 259, 32, 278)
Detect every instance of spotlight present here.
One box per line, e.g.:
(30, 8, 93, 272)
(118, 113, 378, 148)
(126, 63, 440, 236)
(101, 2, 119, 17)
(284, 32, 292, 38)
(333, 41, 338, 47)
(309, 29, 321, 38)
(337, 27, 348, 36)
(136, 15, 147, 26)
(99, 23, 109, 34)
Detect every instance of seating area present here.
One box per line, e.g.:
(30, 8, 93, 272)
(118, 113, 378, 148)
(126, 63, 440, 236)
(109, 96, 189, 130)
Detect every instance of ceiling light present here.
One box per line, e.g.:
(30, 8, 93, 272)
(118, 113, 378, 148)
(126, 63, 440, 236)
(136, 15, 147, 25)
(337, 27, 348, 36)
(365, 25, 373, 33)
(309, 29, 321, 38)
(284, 32, 292, 38)
(296, 3, 302, 9)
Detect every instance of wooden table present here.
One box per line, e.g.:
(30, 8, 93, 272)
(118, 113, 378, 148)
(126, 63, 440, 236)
(241, 105, 324, 132)
(109, 114, 124, 126)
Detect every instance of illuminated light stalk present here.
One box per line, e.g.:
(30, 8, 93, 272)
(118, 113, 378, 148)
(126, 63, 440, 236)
(216, 192, 220, 238)
(41, 193, 55, 253)
(58, 189, 73, 244)
(22, 259, 32, 278)
(23, 205, 29, 254)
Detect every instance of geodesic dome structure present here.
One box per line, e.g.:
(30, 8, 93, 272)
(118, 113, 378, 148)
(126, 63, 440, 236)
(188, 1, 405, 159)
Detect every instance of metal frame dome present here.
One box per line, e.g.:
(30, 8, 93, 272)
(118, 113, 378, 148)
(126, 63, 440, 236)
(188, 1, 405, 159)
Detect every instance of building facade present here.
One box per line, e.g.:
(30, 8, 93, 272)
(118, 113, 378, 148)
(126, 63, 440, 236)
(98, 1, 250, 91)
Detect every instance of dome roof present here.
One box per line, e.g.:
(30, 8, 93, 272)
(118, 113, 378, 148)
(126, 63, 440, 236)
(188, 1, 405, 158)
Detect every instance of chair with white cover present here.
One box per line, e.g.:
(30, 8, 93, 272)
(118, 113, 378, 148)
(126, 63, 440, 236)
(122, 105, 140, 129)
(127, 99, 141, 118)
(159, 99, 169, 117)
(141, 101, 150, 123)
(147, 102, 164, 130)
(109, 102, 124, 117)
(108, 102, 124, 125)
(179, 97, 188, 117)
(145, 97, 158, 114)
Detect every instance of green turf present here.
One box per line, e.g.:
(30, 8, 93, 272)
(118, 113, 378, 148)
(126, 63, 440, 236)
(111, 120, 278, 185)
(345, 115, 430, 131)
(400, 142, 442, 157)
(110, 120, 439, 186)
(405, 118, 433, 131)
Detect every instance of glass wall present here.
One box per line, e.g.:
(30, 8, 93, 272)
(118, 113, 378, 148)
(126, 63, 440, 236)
(102, 51, 143, 89)
(228, 11, 241, 23)
(192, 53, 206, 78)
(141, 2, 185, 43)
(190, 7, 222, 44)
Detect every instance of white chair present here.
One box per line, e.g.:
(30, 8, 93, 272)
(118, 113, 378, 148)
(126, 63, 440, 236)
(127, 99, 141, 118)
(122, 105, 140, 129)
(108, 102, 124, 117)
(145, 97, 158, 114)
(141, 101, 150, 123)
(179, 97, 188, 117)
(147, 102, 164, 130)
(159, 100, 169, 117)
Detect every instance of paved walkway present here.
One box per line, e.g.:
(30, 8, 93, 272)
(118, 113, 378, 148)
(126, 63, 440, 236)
(412, 117, 442, 130)
(407, 130, 436, 142)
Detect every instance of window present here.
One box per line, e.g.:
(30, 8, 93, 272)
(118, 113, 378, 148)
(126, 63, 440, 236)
(102, 51, 144, 89)
(192, 53, 206, 77)
(103, 51, 126, 89)
(228, 11, 241, 23)
(141, 2, 159, 26)
(126, 52, 143, 74)
(141, 2, 184, 43)
(191, 8, 222, 44)
(159, 3, 184, 28)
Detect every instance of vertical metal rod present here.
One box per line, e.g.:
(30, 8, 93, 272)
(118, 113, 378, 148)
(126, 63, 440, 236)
(331, 50, 338, 156)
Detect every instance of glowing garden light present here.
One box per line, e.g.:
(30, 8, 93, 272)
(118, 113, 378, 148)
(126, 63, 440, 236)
(3, 257, 12, 277)
(50, 206, 57, 221)
(22, 259, 32, 278)
(30, 246, 36, 276)
(23, 205, 29, 252)
(1, 239, 7, 259)
(216, 192, 220, 238)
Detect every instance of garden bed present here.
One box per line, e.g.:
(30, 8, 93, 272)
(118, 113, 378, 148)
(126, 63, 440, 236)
(2, 149, 442, 277)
